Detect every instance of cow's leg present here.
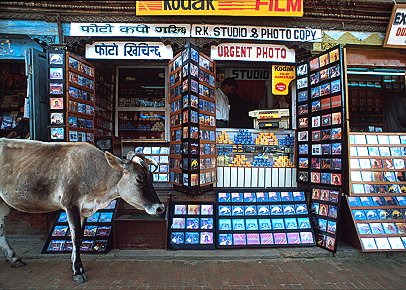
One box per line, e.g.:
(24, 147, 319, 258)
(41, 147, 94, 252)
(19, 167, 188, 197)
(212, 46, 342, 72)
(0, 198, 26, 268)
(66, 206, 87, 284)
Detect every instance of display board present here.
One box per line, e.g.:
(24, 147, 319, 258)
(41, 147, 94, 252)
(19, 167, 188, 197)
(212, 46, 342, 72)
(347, 132, 406, 251)
(168, 44, 217, 194)
(167, 202, 215, 250)
(295, 45, 346, 252)
(47, 49, 95, 143)
(216, 191, 315, 248)
(42, 200, 117, 254)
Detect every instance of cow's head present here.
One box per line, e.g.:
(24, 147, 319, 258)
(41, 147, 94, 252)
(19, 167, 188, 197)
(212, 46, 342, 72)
(104, 151, 165, 216)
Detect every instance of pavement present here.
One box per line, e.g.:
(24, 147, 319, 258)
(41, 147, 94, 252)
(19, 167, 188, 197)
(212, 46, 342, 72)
(1, 235, 406, 289)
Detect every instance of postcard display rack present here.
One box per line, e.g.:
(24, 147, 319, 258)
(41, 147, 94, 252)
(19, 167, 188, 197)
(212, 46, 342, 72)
(134, 146, 170, 182)
(216, 191, 315, 248)
(216, 128, 296, 188)
(42, 200, 117, 253)
(168, 202, 216, 250)
(47, 48, 95, 142)
(295, 46, 346, 253)
(168, 44, 217, 194)
(347, 133, 406, 252)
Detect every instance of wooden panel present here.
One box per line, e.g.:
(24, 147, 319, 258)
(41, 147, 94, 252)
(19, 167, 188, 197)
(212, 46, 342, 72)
(346, 47, 406, 67)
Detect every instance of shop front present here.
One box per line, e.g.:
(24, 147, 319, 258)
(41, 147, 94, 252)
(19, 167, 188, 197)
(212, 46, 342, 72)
(1, 0, 405, 253)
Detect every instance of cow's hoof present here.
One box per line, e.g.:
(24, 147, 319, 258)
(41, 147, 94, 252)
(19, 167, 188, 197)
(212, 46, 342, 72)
(11, 259, 27, 268)
(73, 274, 87, 284)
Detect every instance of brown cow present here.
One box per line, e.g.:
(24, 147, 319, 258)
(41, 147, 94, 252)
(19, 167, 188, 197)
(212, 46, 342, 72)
(0, 138, 165, 283)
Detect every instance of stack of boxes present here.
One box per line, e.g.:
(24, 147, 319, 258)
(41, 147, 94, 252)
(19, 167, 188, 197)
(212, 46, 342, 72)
(255, 132, 278, 145)
(217, 130, 233, 144)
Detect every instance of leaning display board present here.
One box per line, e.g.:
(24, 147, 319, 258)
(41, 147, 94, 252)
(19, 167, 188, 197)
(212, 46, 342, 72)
(168, 44, 217, 194)
(167, 202, 215, 250)
(47, 48, 95, 143)
(347, 132, 406, 251)
(216, 191, 315, 248)
(42, 200, 117, 254)
(295, 45, 346, 253)
(135, 146, 170, 182)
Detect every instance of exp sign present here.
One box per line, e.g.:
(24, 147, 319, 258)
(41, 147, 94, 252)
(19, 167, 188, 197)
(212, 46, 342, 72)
(136, 0, 303, 17)
(384, 4, 406, 48)
(210, 43, 295, 63)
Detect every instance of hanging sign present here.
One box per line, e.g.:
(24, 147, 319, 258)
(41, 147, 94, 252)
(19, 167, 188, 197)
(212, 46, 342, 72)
(210, 43, 295, 63)
(136, 0, 304, 17)
(85, 42, 173, 59)
(192, 24, 321, 42)
(384, 4, 406, 48)
(227, 68, 271, 80)
(70, 23, 190, 37)
(272, 65, 296, 95)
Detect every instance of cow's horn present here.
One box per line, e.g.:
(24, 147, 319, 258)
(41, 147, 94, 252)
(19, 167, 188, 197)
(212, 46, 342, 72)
(131, 156, 148, 170)
(145, 157, 159, 172)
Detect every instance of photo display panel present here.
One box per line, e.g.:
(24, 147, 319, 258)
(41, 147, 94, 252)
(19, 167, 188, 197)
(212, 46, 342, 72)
(216, 191, 315, 248)
(42, 199, 117, 254)
(168, 202, 216, 250)
(295, 45, 346, 253)
(168, 44, 217, 194)
(47, 49, 96, 143)
(309, 187, 342, 252)
(135, 146, 170, 182)
(347, 133, 406, 252)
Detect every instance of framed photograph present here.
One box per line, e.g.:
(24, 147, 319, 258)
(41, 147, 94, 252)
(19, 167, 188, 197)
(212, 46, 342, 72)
(297, 77, 308, 89)
(256, 192, 268, 202)
(174, 204, 186, 215)
(187, 205, 200, 215)
(319, 68, 329, 81)
(246, 233, 260, 245)
(50, 98, 64, 110)
(171, 217, 186, 229)
(320, 83, 330, 96)
(49, 83, 64, 95)
(245, 219, 259, 230)
(268, 191, 281, 202)
(310, 72, 320, 85)
(312, 144, 322, 155)
(329, 64, 340, 78)
(319, 53, 329, 67)
(232, 205, 244, 216)
(298, 90, 308, 102)
(312, 116, 321, 128)
(322, 114, 331, 126)
(331, 112, 342, 125)
(171, 232, 184, 244)
(257, 205, 270, 215)
(233, 233, 247, 245)
(50, 127, 64, 140)
(218, 192, 231, 203)
(297, 63, 308, 76)
(329, 48, 340, 62)
(218, 234, 233, 246)
(330, 80, 341, 93)
(260, 233, 274, 245)
(311, 172, 320, 183)
(50, 112, 64, 125)
(311, 100, 321, 112)
(258, 219, 272, 230)
(298, 104, 308, 115)
(298, 131, 308, 142)
(49, 67, 63, 80)
(321, 97, 331, 110)
(312, 131, 321, 141)
(310, 86, 320, 99)
(218, 205, 231, 216)
(331, 95, 342, 108)
(309, 58, 320, 71)
(298, 171, 309, 182)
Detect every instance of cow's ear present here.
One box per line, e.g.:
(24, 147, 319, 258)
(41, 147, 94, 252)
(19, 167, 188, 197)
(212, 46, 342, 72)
(126, 150, 137, 161)
(105, 151, 126, 172)
(145, 157, 159, 172)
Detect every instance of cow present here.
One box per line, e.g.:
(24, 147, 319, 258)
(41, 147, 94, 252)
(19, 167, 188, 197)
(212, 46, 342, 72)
(0, 138, 165, 283)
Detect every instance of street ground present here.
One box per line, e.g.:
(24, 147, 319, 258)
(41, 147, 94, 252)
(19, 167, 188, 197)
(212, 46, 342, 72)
(0, 236, 405, 289)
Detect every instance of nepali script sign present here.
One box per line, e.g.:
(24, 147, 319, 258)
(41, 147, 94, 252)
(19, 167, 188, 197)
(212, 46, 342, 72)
(85, 42, 173, 59)
(192, 24, 321, 42)
(136, 0, 304, 17)
(211, 43, 295, 63)
(70, 23, 190, 37)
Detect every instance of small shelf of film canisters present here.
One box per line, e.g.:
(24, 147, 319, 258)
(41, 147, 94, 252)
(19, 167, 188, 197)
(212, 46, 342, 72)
(295, 45, 346, 253)
(168, 43, 216, 194)
(42, 200, 117, 254)
(217, 191, 315, 248)
(47, 49, 95, 143)
(347, 132, 406, 252)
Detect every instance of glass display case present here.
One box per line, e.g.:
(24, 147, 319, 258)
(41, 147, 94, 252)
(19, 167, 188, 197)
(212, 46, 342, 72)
(116, 66, 168, 142)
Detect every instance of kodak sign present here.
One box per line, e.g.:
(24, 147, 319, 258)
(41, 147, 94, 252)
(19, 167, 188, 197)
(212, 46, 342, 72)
(272, 65, 295, 95)
(136, 0, 304, 17)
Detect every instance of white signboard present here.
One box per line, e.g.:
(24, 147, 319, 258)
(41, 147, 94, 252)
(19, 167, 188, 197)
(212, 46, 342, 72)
(192, 24, 321, 42)
(384, 5, 406, 48)
(85, 42, 173, 59)
(71, 23, 190, 37)
(211, 43, 295, 63)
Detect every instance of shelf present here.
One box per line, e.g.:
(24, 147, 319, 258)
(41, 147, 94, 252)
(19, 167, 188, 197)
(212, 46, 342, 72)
(68, 67, 95, 80)
(117, 107, 166, 112)
(67, 111, 94, 119)
(68, 81, 94, 93)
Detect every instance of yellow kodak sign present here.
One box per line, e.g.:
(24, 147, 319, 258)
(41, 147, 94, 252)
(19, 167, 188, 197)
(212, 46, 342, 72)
(272, 65, 296, 95)
(136, 0, 304, 17)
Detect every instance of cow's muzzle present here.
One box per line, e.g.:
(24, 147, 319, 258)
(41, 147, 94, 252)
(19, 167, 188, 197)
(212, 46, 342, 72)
(145, 203, 165, 216)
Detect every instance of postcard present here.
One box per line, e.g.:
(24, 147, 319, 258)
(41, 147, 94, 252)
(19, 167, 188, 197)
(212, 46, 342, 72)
(245, 205, 257, 216)
(357, 223, 372, 235)
(258, 219, 272, 230)
(245, 219, 259, 231)
(300, 232, 314, 244)
(185, 232, 199, 245)
(260, 233, 274, 245)
(232, 219, 245, 231)
(280, 191, 293, 201)
(348, 196, 361, 207)
(268, 191, 281, 202)
(311, 202, 320, 214)
(361, 238, 377, 250)
(96, 226, 111, 237)
(297, 63, 308, 76)
(319, 53, 329, 67)
(200, 232, 213, 244)
(174, 204, 186, 215)
(218, 205, 231, 216)
(201, 205, 213, 215)
(310, 72, 320, 85)
(319, 68, 329, 81)
(270, 205, 283, 215)
(52, 225, 68, 237)
(218, 234, 233, 246)
(298, 218, 311, 229)
(375, 237, 391, 250)
(378, 209, 391, 220)
(232, 206, 244, 216)
(287, 232, 301, 245)
(388, 237, 405, 250)
(325, 236, 336, 251)
(366, 210, 379, 220)
(272, 218, 285, 230)
(329, 64, 340, 78)
(256, 192, 268, 202)
(257, 205, 270, 215)
(309, 57, 320, 71)
(318, 218, 327, 231)
(274, 233, 288, 245)
(352, 210, 366, 220)
(311, 86, 320, 99)
(231, 192, 243, 202)
(233, 233, 246, 245)
(330, 80, 341, 93)
(246, 233, 261, 245)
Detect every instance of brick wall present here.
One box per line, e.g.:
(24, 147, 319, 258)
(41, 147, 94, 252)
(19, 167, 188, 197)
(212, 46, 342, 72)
(5, 209, 56, 236)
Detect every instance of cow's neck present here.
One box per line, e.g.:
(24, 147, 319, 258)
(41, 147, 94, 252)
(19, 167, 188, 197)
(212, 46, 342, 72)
(81, 170, 122, 217)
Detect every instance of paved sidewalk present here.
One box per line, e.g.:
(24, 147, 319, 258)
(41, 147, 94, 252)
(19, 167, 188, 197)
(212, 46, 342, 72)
(0, 235, 405, 289)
